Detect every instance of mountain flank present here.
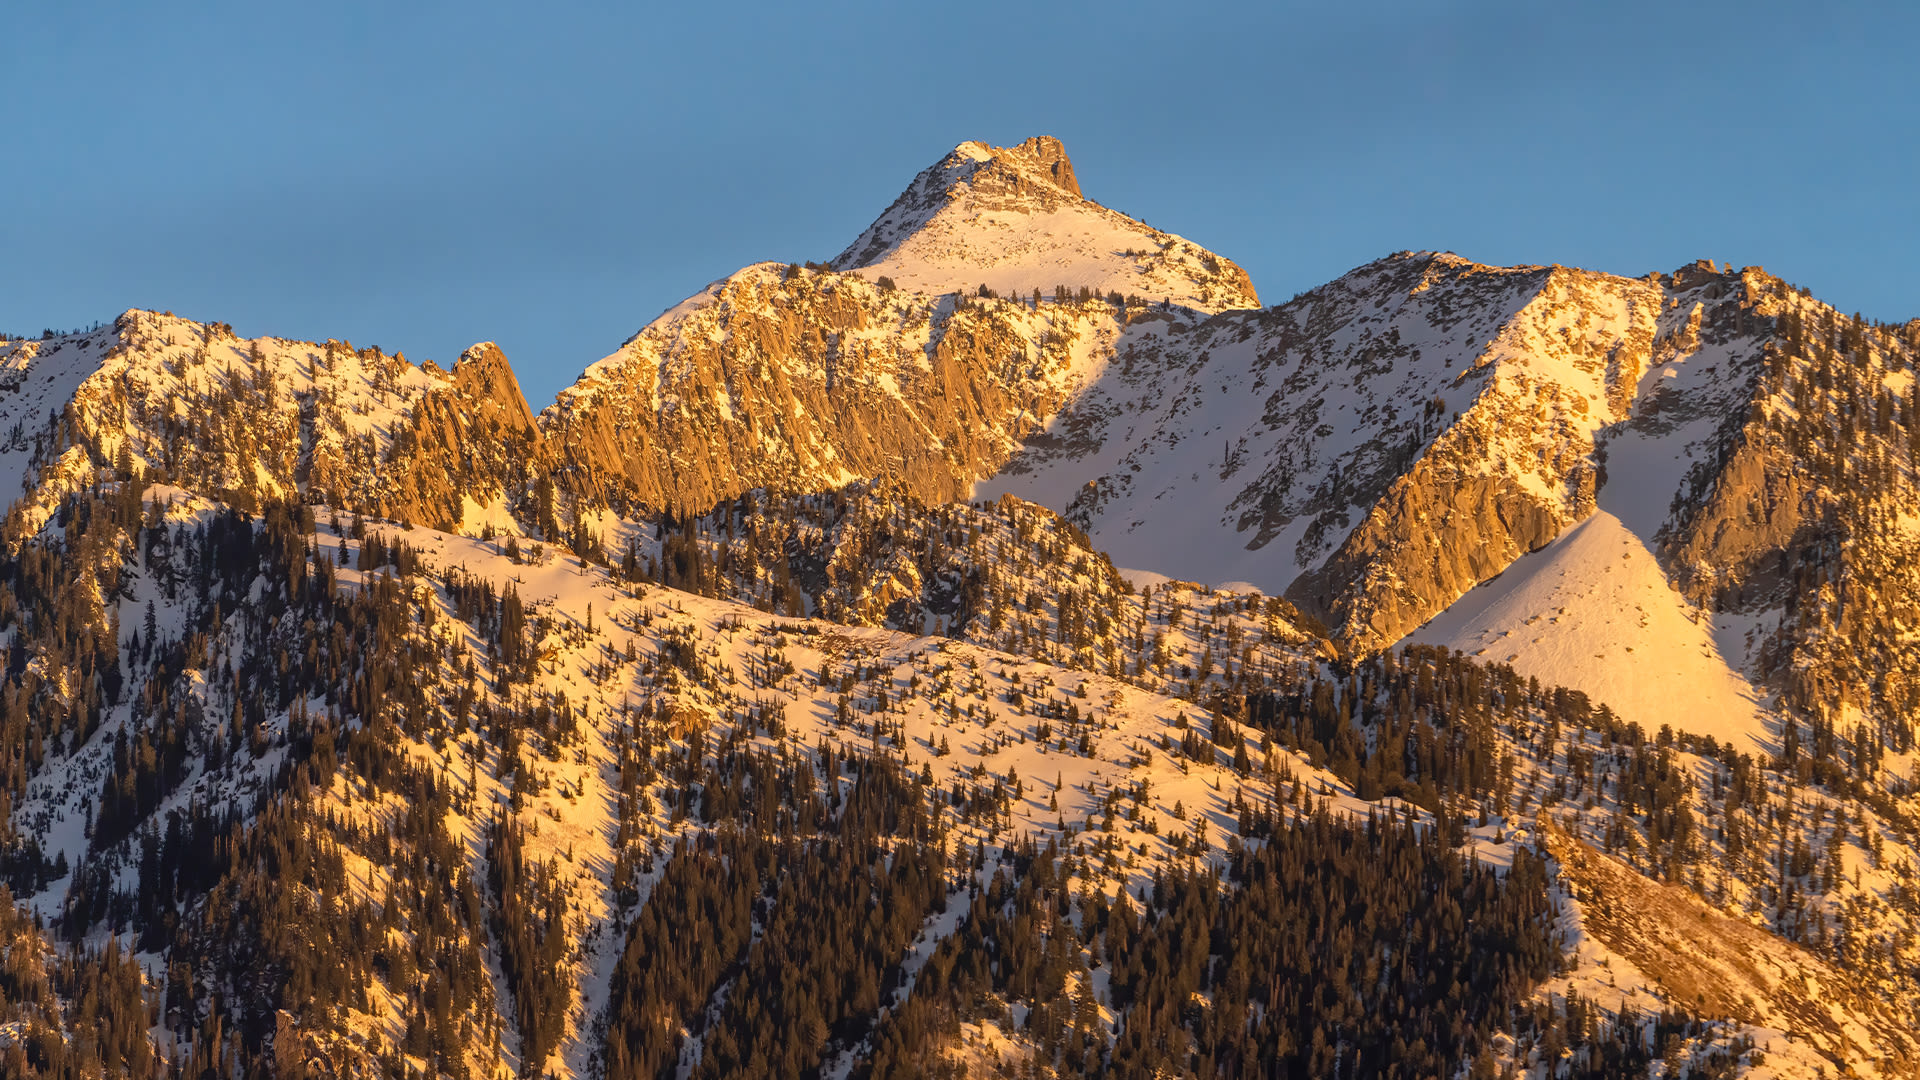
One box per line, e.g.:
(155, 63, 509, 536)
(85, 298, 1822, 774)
(0, 135, 1915, 1079)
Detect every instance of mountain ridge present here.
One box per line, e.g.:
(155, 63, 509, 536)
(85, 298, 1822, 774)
(2, 136, 1917, 1079)
(9, 230, 1909, 756)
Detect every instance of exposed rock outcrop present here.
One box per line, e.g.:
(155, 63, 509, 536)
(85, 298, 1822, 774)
(381, 342, 546, 531)
(1291, 468, 1568, 653)
(540, 265, 1105, 516)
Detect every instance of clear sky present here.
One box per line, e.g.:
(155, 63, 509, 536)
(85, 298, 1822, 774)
(6, 1, 1916, 406)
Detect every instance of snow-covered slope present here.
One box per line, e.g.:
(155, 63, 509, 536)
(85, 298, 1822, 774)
(979, 254, 1657, 644)
(832, 137, 1258, 313)
(500, 235, 1893, 760)
(6, 488, 1365, 1076)
(1544, 827, 1916, 1080)
(974, 256, 1893, 756)
(1402, 262, 1793, 750)
(1407, 510, 1771, 749)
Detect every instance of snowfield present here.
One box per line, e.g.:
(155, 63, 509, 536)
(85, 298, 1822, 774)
(1408, 510, 1773, 750)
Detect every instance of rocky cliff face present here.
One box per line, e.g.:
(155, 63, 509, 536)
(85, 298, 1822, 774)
(380, 342, 547, 532)
(538, 264, 1122, 517)
(1646, 270, 1920, 749)
(1277, 262, 1672, 650)
(0, 310, 543, 543)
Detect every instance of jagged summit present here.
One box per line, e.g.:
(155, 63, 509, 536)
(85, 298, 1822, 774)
(832, 135, 1258, 312)
(943, 136, 1082, 200)
(834, 138, 1086, 270)
(993, 134, 1081, 196)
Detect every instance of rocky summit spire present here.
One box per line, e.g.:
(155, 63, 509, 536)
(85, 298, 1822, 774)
(1010, 135, 1079, 196)
(962, 135, 1081, 199)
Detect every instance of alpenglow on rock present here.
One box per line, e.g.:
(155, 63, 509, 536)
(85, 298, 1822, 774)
(831, 136, 1259, 312)
(4, 136, 1920, 1080)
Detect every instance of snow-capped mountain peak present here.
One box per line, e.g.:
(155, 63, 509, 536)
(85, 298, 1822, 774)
(832, 135, 1258, 312)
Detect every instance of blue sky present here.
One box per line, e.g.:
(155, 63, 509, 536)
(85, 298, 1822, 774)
(6, 1, 1915, 405)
